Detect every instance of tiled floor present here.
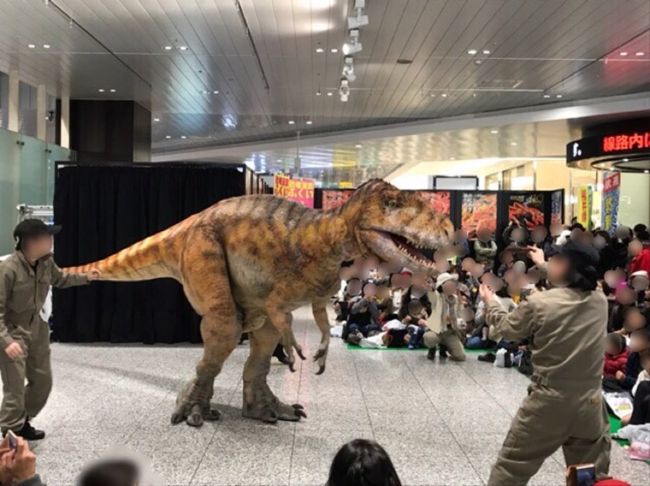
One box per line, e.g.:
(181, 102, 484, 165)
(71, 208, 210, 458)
(16, 307, 649, 485)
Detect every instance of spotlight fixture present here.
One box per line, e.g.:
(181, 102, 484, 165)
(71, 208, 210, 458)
(316, 90, 322, 96)
(327, 91, 333, 96)
(482, 49, 491, 55)
(636, 51, 645, 56)
(441, 93, 448, 98)
(556, 94, 563, 98)
(355, 144, 362, 149)
(288, 120, 295, 125)
(510, 142, 518, 146)
(165, 135, 171, 139)
(98, 88, 105, 93)
(164, 45, 173, 51)
(467, 49, 478, 55)
(213, 90, 219, 94)
(543, 94, 551, 98)
(490, 129, 499, 134)
(42, 44, 51, 49)
(342, 55, 356, 82)
(316, 47, 324, 53)
(201, 90, 208, 94)
(27, 44, 36, 49)
(109, 89, 116, 93)
(348, 0, 368, 29)
(339, 78, 350, 102)
(179, 46, 188, 51)
(342, 29, 362, 55)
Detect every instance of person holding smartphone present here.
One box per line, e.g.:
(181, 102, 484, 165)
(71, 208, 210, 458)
(0, 220, 100, 441)
(480, 241, 611, 485)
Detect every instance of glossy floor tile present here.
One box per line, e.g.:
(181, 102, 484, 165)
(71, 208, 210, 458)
(5, 306, 647, 485)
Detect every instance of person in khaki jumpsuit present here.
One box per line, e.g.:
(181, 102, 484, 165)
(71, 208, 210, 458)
(0, 219, 98, 440)
(480, 241, 611, 486)
(422, 272, 466, 361)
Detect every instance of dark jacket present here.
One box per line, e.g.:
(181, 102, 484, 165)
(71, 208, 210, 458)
(622, 351, 642, 391)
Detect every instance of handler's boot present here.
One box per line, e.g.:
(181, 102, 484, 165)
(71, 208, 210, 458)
(14, 420, 45, 441)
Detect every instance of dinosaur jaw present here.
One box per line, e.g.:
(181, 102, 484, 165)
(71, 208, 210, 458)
(358, 229, 437, 270)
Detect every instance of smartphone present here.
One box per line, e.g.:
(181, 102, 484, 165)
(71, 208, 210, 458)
(567, 464, 596, 486)
(6, 430, 17, 451)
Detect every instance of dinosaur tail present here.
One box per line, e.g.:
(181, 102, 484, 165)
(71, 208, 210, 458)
(63, 216, 195, 282)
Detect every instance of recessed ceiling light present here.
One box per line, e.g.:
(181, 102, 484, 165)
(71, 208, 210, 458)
(27, 44, 36, 49)
(109, 89, 116, 93)
(490, 129, 499, 134)
(482, 49, 491, 55)
(305, 120, 313, 125)
(636, 51, 645, 56)
(201, 90, 208, 94)
(467, 49, 478, 55)
(165, 135, 171, 139)
(179, 46, 188, 51)
(213, 90, 219, 94)
(644, 170, 649, 174)
(288, 120, 295, 125)
(316, 90, 322, 96)
(543, 94, 551, 98)
(164, 45, 173, 51)
(450, 156, 456, 160)
(316, 47, 324, 53)
(623, 158, 629, 162)
(98, 88, 105, 93)
(153, 117, 160, 122)
(510, 142, 518, 146)
(327, 92, 333, 96)
(429, 93, 436, 97)
(42, 44, 51, 49)
(556, 94, 563, 98)
(441, 93, 448, 98)
(180, 135, 187, 139)
(355, 144, 362, 148)
(330, 48, 338, 53)
(620, 51, 628, 56)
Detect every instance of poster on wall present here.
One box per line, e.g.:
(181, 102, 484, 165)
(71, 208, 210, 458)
(274, 174, 315, 208)
(418, 191, 451, 214)
(507, 193, 545, 229)
(601, 171, 621, 234)
(550, 190, 563, 224)
(577, 186, 593, 229)
(321, 190, 354, 210)
(461, 193, 497, 237)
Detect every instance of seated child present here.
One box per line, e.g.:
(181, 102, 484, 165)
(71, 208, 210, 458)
(403, 299, 428, 350)
(603, 333, 629, 379)
(623, 348, 650, 426)
(464, 307, 493, 349)
(605, 328, 650, 392)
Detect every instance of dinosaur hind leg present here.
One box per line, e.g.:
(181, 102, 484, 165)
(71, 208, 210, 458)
(242, 318, 306, 423)
(173, 234, 240, 427)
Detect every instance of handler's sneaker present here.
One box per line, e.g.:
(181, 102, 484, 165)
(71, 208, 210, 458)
(16, 420, 45, 441)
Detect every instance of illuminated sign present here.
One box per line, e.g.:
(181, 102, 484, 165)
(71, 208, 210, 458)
(566, 131, 650, 163)
(274, 174, 315, 208)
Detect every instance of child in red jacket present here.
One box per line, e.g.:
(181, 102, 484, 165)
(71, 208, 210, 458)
(604, 333, 629, 378)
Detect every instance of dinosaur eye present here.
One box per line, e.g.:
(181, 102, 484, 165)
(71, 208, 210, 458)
(385, 199, 399, 209)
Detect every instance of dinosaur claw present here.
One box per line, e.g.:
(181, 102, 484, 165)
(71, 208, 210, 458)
(292, 403, 304, 410)
(295, 409, 307, 418)
(170, 412, 185, 425)
(297, 349, 306, 360)
(316, 364, 326, 375)
(289, 362, 295, 372)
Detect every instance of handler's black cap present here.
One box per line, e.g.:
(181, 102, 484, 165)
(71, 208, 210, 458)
(554, 239, 600, 267)
(14, 219, 61, 243)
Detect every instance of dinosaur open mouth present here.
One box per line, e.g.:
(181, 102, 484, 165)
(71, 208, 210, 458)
(386, 232, 435, 267)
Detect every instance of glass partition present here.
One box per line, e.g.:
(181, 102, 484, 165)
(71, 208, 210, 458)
(0, 129, 21, 254)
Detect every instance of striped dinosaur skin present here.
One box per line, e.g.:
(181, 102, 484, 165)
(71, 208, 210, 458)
(65, 179, 453, 427)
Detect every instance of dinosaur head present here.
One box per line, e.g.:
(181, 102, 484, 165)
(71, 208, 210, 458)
(343, 179, 454, 270)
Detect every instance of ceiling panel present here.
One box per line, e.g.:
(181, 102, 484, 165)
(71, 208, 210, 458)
(0, 0, 648, 176)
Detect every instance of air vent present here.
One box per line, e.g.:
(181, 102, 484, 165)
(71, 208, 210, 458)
(396, 58, 413, 65)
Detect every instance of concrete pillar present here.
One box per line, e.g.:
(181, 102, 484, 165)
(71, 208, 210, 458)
(7, 70, 19, 132)
(60, 95, 70, 148)
(37, 84, 46, 140)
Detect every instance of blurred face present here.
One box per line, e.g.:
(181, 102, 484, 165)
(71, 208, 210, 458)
(550, 222, 562, 237)
(400, 273, 412, 288)
(604, 269, 625, 289)
(527, 269, 541, 284)
(631, 276, 649, 292)
(593, 235, 607, 250)
(570, 228, 583, 242)
(477, 228, 492, 242)
(461, 258, 475, 272)
(547, 254, 571, 286)
(629, 334, 650, 353)
(23, 234, 54, 259)
(605, 339, 620, 355)
(616, 287, 636, 305)
(454, 229, 467, 243)
(501, 251, 513, 265)
(624, 308, 646, 332)
(470, 262, 484, 279)
(441, 280, 457, 296)
(377, 286, 390, 300)
(347, 280, 362, 296)
(629, 239, 643, 257)
(364, 256, 379, 271)
(531, 227, 547, 243)
(461, 307, 475, 322)
(511, 228, 525, 243)
(363, 283, 377, 298)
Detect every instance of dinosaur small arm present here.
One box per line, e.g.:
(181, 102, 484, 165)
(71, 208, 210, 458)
(65, 179, 453, 427)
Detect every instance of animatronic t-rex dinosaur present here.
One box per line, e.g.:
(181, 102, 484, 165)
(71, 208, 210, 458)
(65, 179, 453, 427)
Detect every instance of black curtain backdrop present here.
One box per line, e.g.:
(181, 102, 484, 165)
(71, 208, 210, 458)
(52, 164, 246, 344)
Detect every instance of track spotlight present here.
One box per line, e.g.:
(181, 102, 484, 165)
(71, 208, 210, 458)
(339, 78, 350, 102)
(342, 29, 362, 55)
(348, 0, 368, 30)
(342, 56, 356, 82)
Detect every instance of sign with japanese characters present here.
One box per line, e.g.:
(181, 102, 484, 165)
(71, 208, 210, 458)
(601, 171, 620, 234)
(274, 174, 315, 208)
(577, 186, 592, 229)
(567, 131, 650, 163)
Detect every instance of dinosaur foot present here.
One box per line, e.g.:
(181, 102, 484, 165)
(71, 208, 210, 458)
(171, 402, 222, 427)
(242, 401, 306, 424)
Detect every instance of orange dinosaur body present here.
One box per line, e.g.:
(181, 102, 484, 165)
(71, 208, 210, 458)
(66, 180, 453, 426)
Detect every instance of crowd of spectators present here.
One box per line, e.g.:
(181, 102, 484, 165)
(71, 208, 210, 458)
(333, 220, 650, 427)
